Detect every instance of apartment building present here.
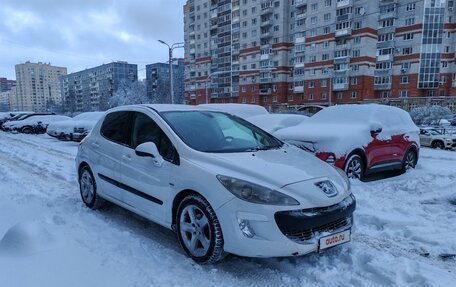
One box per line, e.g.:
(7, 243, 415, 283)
(61, 61, 138, 113)
(146, 60, 185, 104)
(183, 0, 456, 111)
(0, 77, 16, 93)
(14, 62, 67, 112)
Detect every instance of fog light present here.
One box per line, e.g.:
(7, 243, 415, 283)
(238, 219, 255, 238)
(325, 155, 335, 165)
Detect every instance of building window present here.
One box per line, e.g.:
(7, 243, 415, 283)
(308, 94, 314, 100)
(321, 93, 327, 100)
(401, 76, 409, 84)
(351, 77, 358, 85)
(272, 96, 278, 102)
(350, 91, 357, 99)
(337, 92, 343, 100)
(308, 81, 315, 88)
(242, 97, 246, 103)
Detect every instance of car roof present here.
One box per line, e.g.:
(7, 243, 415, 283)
(111, 104, 226, 113)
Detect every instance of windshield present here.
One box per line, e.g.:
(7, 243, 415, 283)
(428, 129, 442, 135)
(15, 114, 30, 120)
(161, 111, 282, 153)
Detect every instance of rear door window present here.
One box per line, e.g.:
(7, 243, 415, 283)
(100, 111, 132, 146)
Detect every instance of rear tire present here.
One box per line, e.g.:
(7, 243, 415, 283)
(402, 149, 417, 172)
(344, 154, 365, 180)
(79, 166, 105, 209)
(176, 194, 225, 264)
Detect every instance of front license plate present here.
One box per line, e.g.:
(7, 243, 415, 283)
(319, 229, 351, 251)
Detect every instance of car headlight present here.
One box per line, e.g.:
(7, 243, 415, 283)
(216, 175, 300, 206)
(444, 138, 453, 142)
(334, 167, 351, 191)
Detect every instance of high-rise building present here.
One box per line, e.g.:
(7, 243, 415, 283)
(15, 62, 67, 112)
(61, 61, 138, 113)
(183, 0, 456, 111)
(146, 59, 185, 104)
(0, 77, 16, 93)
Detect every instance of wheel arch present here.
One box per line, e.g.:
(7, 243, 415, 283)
(171, 189, 205, 230)
(78, 161, 91, 177)
(431, 139, 444, 148)
(344, 148, 367, 169)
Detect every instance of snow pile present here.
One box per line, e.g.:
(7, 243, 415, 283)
(276, 104, 419, 157)
(247, 113, 308, 134)
(47, 112, 104, 135)
(0, 221, 56, 256)
(4, 115, 71, 129)
(198, 104, 269, 119)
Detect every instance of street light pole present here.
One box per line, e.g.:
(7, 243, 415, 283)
(158, 40, 184, 104)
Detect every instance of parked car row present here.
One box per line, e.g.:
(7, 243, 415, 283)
(202, 104, 421, 180)
(0, 111, 104, 140)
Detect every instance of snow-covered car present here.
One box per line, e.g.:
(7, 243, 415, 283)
(275, 104, 420, 180)
(198, 103, 269, 119)
(47, 112, 104, 141)
(76, 104, 355, 264)
(3, 115, 71, 134)
(246, 113, 308, 134)
(419, 127, 456, 150)
(0, 111, 34, 128)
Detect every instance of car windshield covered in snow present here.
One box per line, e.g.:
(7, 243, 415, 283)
(162, 110, 282, 153)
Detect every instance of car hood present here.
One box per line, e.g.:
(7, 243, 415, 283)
(189, 144, 343, 188)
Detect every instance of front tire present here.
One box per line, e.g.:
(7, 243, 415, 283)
(431, 141, 444, 149)
(21, 126, 33, 134)
(344, 154, 365, 180)
(79, 166, 105, 209)
(176, 194, 225, 264)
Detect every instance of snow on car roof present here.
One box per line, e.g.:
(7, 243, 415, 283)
(247, 113, 308, 134)
(197, 104, 269, 119)
(275, 104, 419, 157)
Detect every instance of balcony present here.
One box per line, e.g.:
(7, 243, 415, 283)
(293, 86, 304, 93)
(378, 11, 397, 20)
(261, 6, 273, 15)
(260, 77, 273, 83)
(260, 31, 272, 39)
(335, 28, 352, 38)
(376, 40, 395, 49)
(333, 83, 349, 91)
(294, 62, 305, 68)
(336, 0, 352, 8)
(260, 88, 272, 95)
(374, 83, 392, 90)
(296, 12, 307, 20)
(260, 54, 270, 60)
(376, 54, 394, 62)
(374, 69, 392, 77)
(333, 56, 351, 64)
(190, 94, 196, 100)
(334, 43, 351, 51)
(261, 20, 272, 27)
(452, 80, 456, 88)
(295, 0, 308, 7)
(295, 36, 306, 44)
(210, 10, 217, 19)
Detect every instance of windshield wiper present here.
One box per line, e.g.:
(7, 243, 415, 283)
(244, 146, 278, 152)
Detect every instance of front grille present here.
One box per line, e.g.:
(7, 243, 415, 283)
(284, 217, 351, 243)
(275, 195, 356, 244)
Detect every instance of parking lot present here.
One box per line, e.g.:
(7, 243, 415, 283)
(0, 131, 455, 286)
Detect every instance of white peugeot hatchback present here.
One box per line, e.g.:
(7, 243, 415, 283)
(76, 105, 356, 264)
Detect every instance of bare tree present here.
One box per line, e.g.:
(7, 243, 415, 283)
(109, 80, 157, 107)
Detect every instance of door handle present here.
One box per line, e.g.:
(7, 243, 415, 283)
(122, 154, 132, 161)
(91, 142, 100, 148)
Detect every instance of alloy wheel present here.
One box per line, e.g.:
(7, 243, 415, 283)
(404, 151, 416, 170)
(80, 169, 95, 204)
(179, 205, 211, 257)
(346, 157, 362, 179)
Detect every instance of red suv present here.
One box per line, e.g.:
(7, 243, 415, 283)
(275, 104, 420, 180)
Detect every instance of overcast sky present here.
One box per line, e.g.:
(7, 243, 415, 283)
(0, 0, 187, 80)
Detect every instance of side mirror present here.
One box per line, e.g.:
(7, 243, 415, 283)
(370, 122, 383, 135)
(135, 142, 164, 167)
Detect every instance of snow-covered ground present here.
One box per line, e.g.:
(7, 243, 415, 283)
(0, 132, 455, 287)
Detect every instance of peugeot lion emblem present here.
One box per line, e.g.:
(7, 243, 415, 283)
(315, 180, 338, 197)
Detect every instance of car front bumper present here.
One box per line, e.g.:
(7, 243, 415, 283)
(216, 194, 356, 258)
